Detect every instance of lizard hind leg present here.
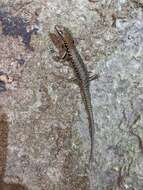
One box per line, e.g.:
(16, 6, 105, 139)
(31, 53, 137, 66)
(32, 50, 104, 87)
(89, 73, 99, 81)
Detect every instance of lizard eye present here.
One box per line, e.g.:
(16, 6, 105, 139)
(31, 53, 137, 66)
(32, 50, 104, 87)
(59, 30, 64, 35)
(55, 25, 65, 35)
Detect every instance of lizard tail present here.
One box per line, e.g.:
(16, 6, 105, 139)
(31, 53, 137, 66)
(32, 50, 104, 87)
(81, 87, 95, 164)
(89, 114, 95, 163)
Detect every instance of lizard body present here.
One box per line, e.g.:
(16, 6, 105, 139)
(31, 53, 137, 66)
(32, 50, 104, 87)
(49, 25, 97, 162)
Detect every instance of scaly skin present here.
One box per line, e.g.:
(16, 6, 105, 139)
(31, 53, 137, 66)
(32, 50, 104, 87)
(50, 25, 96, 163)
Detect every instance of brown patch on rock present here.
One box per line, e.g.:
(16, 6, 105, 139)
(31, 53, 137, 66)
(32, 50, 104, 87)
(0, 107, 29, 190)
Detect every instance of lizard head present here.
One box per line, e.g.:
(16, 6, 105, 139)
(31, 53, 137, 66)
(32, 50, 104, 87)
(55, 25, 67, 38)
(55, 25, 74, 48)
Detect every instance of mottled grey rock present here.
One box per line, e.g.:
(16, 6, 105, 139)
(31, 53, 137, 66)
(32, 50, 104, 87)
(0, 0, 143, 190)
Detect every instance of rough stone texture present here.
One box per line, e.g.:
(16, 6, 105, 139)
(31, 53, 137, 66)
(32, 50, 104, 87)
(0, 0, 143, 190)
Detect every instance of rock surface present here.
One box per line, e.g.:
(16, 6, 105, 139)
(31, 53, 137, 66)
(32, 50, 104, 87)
(0, 0, 143, 190)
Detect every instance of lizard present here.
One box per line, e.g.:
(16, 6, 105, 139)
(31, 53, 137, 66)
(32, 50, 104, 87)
(49, 25, 98, 163)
